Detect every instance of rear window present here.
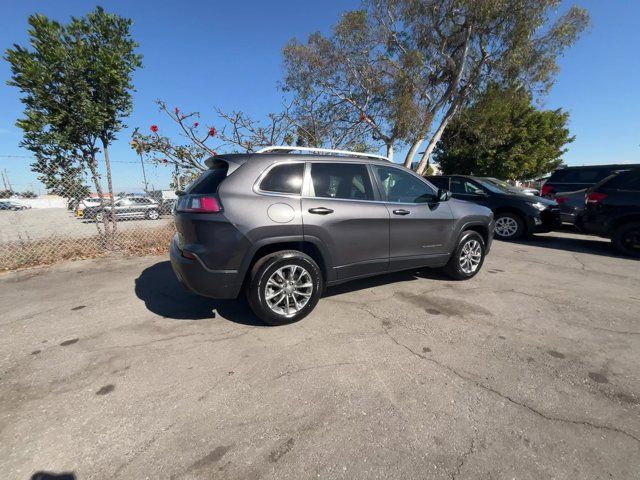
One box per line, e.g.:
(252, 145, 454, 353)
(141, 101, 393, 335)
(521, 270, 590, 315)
(259, 163, 304, 194)
(601, 169, 640, 190)
(548, 167, 619, 184)
(188, 161, 229, 194)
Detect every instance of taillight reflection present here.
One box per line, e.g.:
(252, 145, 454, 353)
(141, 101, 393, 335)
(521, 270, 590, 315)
(586, 192, 608, 205)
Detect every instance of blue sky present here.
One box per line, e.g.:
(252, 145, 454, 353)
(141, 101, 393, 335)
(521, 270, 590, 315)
(1, 0, 639, 192)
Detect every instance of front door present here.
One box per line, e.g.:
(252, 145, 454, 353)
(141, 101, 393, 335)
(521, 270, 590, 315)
(302, 162, 389, 280)
(372, 165, 454, 270)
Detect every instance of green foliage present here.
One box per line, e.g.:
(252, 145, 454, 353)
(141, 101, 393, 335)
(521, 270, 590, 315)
(5, 7, 142, 197)
(20, 191, 37, 198)
(0, 190, 15, 199)
(435, 85, 573, 180)
(283, 0, 590, 169)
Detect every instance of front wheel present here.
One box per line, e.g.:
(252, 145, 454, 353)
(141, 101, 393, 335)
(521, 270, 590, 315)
(442, 231, 486, 280)
(247, 250, 323, 326)
(612, 222, 640, 258)
(494, 213, 525, 240)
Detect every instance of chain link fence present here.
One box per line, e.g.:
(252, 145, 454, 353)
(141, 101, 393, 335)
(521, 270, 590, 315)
(0, 179, 176, 271)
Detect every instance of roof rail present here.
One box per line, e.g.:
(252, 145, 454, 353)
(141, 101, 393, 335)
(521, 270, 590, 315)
(255, 145, 390, 162)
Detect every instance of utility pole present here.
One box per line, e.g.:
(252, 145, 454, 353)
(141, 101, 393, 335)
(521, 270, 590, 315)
(139, 153, 148, 193)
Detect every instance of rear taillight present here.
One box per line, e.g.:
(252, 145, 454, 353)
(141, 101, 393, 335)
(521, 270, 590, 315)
(541, 184, 554, 196)
(555, 196, 569, 204)
(177, 195, 221, 213)
(586, 192, 608, 205)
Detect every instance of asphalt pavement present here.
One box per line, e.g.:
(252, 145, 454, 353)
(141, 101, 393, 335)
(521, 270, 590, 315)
(1, 231, 639, 479)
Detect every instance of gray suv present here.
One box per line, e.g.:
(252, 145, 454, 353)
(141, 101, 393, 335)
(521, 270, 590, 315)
(170, 148, 494, 325)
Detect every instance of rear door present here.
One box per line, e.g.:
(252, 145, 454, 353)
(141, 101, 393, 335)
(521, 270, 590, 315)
(372, 165, 454, 269)
(302, 162, 389, 280)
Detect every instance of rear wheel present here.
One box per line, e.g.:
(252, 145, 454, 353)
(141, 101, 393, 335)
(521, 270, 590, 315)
(146, 209, 160, 220)
(442, 231, 486, 280)
(612, 222, 640, 258)
(494, 213, 525, 240)
(247, 250, 323, 325)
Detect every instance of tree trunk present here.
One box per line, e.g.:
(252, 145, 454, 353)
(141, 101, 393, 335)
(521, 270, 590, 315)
(403, 140, 423, 169)
(101, 138, 117, 241)
(385, 143, 394, 162)
(416, 101, 460, 176)
(87, 158, 107, 246)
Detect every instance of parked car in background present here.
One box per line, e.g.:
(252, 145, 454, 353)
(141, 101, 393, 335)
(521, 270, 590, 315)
(481, 177, 539, 196)
(0, 200, 30, 211)
(428, 175, 560, 240)
(576, 168, 640, 257)
(82, 196, 160, 221)
(555, 189, 588, 225)
(541, 164, 640, 197)
(171, 147, 495, 325)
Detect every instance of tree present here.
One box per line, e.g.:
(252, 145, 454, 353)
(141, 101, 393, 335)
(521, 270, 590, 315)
(20, 190, 37, 198)
(435, 85, 573, 179)
(283, 0, 589, 173)
(6, 7, 142, 246)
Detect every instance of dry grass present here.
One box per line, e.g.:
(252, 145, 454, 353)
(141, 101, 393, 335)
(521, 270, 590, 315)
(0, 224, 175, 271)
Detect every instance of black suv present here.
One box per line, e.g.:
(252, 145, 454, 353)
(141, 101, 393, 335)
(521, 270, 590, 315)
(576, 168, 640, 257)
(541, 164, 640, 197)
(171, 147, 495, 325)
(427, 175, 560, 240)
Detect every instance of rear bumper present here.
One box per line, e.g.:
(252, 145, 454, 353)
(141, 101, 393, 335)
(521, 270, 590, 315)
(170, 236, 243, 299)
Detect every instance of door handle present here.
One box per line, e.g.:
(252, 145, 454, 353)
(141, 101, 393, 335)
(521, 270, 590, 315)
(308, 207, 334, 215)
(393, 209, 410, 216)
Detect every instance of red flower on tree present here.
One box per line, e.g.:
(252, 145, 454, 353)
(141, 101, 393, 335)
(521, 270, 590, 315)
(359, 114, 367, 121)
(193, 121, 199, 128)
(174, 107, 180, 115)
(212, 151, 217, 156)
(162, 159, 168, 164)
(208, 126, 217, 137)
(150, 125, 159, 133)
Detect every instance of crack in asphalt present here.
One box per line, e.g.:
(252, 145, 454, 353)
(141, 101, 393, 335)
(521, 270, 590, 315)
(358, 307, 640, 448)
(274, 362, 358, 380)
(450, 438, 476, 480)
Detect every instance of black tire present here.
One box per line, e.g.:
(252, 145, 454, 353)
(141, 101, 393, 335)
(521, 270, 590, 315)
(612, 222, 640, 258)
(246, 250, 323, 326)
(442, 231, 486, 280)
(146, 209, 160, 220)
(494, 212, 525, 240)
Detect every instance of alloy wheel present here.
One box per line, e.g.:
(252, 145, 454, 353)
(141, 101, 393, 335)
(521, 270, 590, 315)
(264, 265, 313, 317)
(459, 239, 482, 274)
(622, 228, 640, 253)
(495, 216, 519, 238)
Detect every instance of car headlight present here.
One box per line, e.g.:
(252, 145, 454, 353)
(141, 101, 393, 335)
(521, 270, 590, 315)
(529, 202, 547, 211)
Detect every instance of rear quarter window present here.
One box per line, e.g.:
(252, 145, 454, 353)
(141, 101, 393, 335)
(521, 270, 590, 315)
(602, 170, 640, 190)
(188, 161, 230, 194)
(259, 163, 304, 195)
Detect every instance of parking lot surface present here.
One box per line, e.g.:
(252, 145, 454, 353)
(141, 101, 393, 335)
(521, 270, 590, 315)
(1, 231, 639, 479)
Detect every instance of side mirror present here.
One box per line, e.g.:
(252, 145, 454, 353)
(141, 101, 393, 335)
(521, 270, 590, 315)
(437, 188, 451, 202)
(473, 189, 488, 196)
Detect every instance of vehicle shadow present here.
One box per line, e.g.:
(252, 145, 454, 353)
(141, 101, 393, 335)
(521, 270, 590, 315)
(134, 261, 262, 326)
(517, 231, 636, 260)
(323, 268, 446, 298)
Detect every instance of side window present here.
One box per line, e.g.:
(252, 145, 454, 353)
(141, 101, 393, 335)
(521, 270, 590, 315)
(374, 166, 436, 203)
(309, 163, 374, 201)
(428, 176, 450, 190)
(450, 178, 483, 195)
(259, 163, 304, 195)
